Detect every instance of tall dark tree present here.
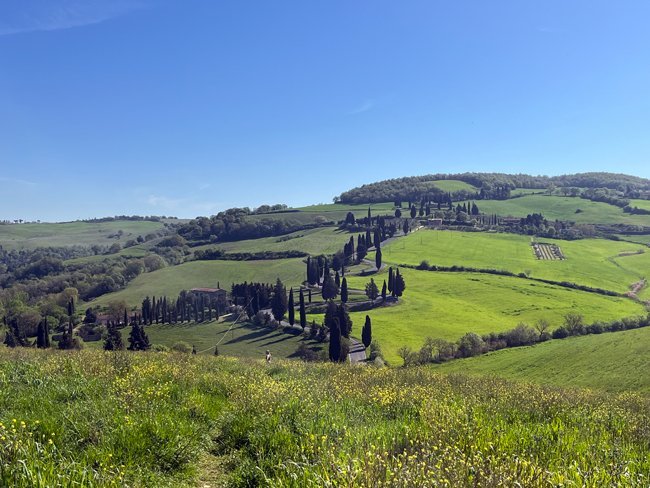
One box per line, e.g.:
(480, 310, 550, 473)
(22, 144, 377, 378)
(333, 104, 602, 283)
(388, 267, 394, 293)
(321, 272, 338, 301)
(299, 289, 307, 330)
(271, 278, 288, 322)
(375, 247, 382, 270)
(403, 219, 410, 235)
(104, 322, 125, 351)
(328, 317, 342, 362)
(36, 319, 47, 348)
(334, 271, 341, 289)
(394, 268, 406, 297)
(381, 280, 387, 300)
(43, 317, 51, 348)
(288, 288, 295, 326)
(356, 240, 367, 263)
(340, 278, 348, 303)
(127, 323, 150, 351)
(362, 315, 372, 349)
(345, 212, 356, 226)
(410, 205, 417, 219)
(337, 303, 353, 338)
(395, 208, 402, 218)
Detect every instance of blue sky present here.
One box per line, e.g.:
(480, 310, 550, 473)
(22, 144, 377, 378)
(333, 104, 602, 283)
(1, 0, 649, 221)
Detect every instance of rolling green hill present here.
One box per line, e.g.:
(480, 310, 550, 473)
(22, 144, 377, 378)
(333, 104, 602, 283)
(192, 226, 354, 256)
(338, 268, 645, 363)
(85, 319, 323, 359)
(91, 258, 306, 308)
(479, 194, 650, 226)
(429, 179, 478, 192)
(0, 220, 165, 250)
(381, 230, 650, 293)
(433, 326, 650, 393)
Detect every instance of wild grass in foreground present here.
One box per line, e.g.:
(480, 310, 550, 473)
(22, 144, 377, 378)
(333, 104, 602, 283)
(0, 348, 648, 486)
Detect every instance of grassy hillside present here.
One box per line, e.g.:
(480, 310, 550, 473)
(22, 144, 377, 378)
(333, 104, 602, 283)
(244, 202, 395, 226)
(479, 194, 650, 226)
(382, 230, 650, 293)
(91, 258, 306, 308)
(1, 349, 648, 486)
(85, 319, 323, 359)
(429, 179, 478, 192)
(192, 226, 353, 256)
(339, 268, 645, 363)
(0, 220, 165, 250)
(433, 326, 650, 393)
(629, 199, 650, 211)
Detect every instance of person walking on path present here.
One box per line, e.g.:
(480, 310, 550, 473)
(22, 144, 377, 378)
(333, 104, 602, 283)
(265, 350, 272, 363)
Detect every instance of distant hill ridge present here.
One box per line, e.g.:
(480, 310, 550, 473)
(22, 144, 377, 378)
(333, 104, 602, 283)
(337, 172, 650, 204)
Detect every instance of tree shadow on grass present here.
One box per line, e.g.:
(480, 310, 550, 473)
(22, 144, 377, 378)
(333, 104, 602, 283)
(222, 327, 278, 345)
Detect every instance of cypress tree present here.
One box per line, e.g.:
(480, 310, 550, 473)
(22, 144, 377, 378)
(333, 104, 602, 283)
(410, 205, 417, 219)
(388, 267, 394, 293)
(362, 315, 372, 349)
(308, 289, 312, 303)
(43, 317, 51, 348)
(299, 289, 306, 330)
(375, 247, 382, 270)
(337, 303, 352, 338)
(288, 288, 295, 326)
(334, 271, 341, 289)
(340, 278, 348, 303)
(394, 268, 406, 297)
(271, 278, 288, 322)
(321, 272, 338, 301)
(328, 317, 342, 362)
(104, 322, 125, 351)
(381, 280, 387, 300)
(36, 320, 46, 348)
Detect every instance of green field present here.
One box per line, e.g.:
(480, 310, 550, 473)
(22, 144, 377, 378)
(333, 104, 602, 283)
(382, 230, 650, 293)
(85, 319, 322, 359)
(244, 202, 395, 226)
(434, 326, 650, 393)
(91, 258, 306, 308)
(429, 179, 478, 192)
(479, 194, 650, 226)
(510, 188, 547, 196)
(629, 199, 650, 211)
(0, 220, 165, 250)
(193, 226, 353, 256)
(339, 268, 645, 363)
(3, 350, 649, 486)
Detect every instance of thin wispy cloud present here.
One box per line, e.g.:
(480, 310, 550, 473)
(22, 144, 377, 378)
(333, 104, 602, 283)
(0, 176, 38, 186)
(348, 99, 376, 115)
(0, 0, 144, 36)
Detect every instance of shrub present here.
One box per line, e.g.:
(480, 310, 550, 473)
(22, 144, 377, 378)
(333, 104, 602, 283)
(552, 327, 569, 339)
(171, 341, 192, 353)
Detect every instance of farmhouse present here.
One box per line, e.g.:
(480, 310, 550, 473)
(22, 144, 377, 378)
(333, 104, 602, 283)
(190, 287, 228, 307)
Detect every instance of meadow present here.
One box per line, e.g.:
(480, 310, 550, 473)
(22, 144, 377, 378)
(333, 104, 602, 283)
(1, 348, 648, 487)
(629, 199, 650, 211)
(337, 268, 645, 363)
(91, 258, 306, 308)
(85, 319, 324, 360)
(0, 220, 165, 250)
(382, 230, 650, 293)
(434, 326, 650, 393)
(192, 226, 354, 256)
(479, 194, 650, 226)
(244, 202, 395, 226)
(428, 179, 478, 192)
